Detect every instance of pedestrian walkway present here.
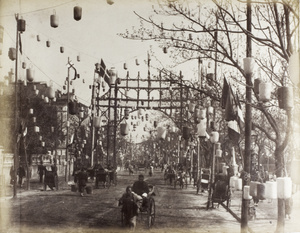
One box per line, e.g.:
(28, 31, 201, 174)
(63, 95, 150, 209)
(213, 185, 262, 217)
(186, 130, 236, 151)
(224, 188, 300, 233)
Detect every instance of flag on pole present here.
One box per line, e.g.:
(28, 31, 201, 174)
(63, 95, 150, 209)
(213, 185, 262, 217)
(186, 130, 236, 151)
(228, 120, 240, 143)
(99, 59, 110, 84)
(221, 77, 229, 109)
(225, 85, 237, 121)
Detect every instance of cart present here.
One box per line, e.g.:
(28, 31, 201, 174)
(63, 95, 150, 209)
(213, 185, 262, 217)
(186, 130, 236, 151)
(211, 175, 231, 208)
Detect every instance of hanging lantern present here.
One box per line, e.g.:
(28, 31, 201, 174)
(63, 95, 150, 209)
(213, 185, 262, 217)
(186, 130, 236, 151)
(277, 177, 292, 199)
(77, 55, 80, 62)
(50, 13, 59, 28)
(124, 109, 129, 119)
(79, 111, 84, 119)
(207, 106, 214, 115)
(46, 40, 51, 47)
(163, 47, 167, 53)
(182, 126, 190, 140)
(210, 131, 219, 143)
(29, 108, 33, 114)
(107, 0, 114, 5)
(44, 97, 49, 103)
(51, 126, 55, 133)
(26, 68, 34, 82)
(47, 86, 55, 99)
(215, 149, 222, 158)
(37, 35, 40, 42)
(34, 126, 39, 132)
(60, 46, 64, 53)
(265, 181, 277, 199)
(277, 86, 294, 110)
(243, 57, 255, 74)
(153, 121, 157, 128)
(41, 141, 45, 147)
(123, 63, 128, 70)
(93, 116, 101, 128)
(8, 48, 16, 61)
(230, 176, 238, 189)
(68, 101, 78, 115)
(120, 123, 130, 136)
(108, 67, 117, 85)
(22, 62, 26, 69)
(136, 59, 139, 66)
(189, 102, 195, 113)
(235, 178, 242, 190)
(157, 127, 167, 140)
(197, 120, 206, 138)
(39, 135, 43, 141)
(243, 186, 252, 200)
(257, 183, 266, 200)
(35, 90, 39, 95)
(254, 78, 262, 94)
(199, 108, 206, 119)
(17, 19, 26, 32)
(74, 6, 82, 21)
(259, 82, 272, 102)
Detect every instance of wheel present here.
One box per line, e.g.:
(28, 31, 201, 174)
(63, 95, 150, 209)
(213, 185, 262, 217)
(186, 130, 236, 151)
(147, 198, 155, 228)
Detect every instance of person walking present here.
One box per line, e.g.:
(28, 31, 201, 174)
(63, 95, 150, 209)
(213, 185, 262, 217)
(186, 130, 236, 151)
(37, 162, 45, 183)
(77, 168, 88, 197)
(17, 165, 26, 188)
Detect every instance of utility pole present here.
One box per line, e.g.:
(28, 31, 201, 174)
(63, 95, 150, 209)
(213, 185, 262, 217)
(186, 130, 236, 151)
(241, 0, 252, 232)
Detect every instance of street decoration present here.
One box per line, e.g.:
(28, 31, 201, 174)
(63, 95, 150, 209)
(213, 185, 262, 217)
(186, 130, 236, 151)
(8, 48, 16, 61)
(259, 82, 272, 102)
(276, 177, 292, 199)
(17, 18, 26, 32)
(73, 6, 82, 21)
(277, 86, 294, 110)
(50, 11, 59, 28)
(26, 67, 34, 82)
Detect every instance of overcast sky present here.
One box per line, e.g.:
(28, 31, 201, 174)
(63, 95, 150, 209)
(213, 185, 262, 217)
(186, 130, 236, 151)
(0, 0, 168, 105)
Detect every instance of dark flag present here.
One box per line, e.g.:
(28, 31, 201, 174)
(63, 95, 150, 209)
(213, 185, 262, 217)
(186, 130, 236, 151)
(221, 77, 229, 109)
(99, 59, 110, 84)
(228, 120, 240, 143)
(19, 33, 22, 54)
(225, 84, 237, 121)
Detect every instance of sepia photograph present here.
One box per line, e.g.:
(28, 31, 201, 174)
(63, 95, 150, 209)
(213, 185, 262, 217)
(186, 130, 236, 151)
(0, 0, 299, 232)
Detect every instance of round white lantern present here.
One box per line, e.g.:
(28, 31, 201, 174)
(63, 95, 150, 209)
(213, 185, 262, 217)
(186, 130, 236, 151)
(230, 176, 238, 188)
(277, 177, 292, 199)
(210, 131, 219, 143)
(235, 178, 243, 190)
(93, 116, 101, 128)
(216, 149, 222, 158)
(199, 109, 206, 119)
(243, 185, 252, 200)
(259, 82, 272, 102)
(265, 181, 277, 199)
(243, 57, 255, 74)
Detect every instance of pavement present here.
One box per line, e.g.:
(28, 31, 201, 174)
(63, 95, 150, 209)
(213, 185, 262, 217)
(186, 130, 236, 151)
(1, 169, 300, 233)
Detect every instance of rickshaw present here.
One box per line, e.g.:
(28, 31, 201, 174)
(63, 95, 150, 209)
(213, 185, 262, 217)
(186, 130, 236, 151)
(211, 174, 231, 208)
(120, 184, 156, 229)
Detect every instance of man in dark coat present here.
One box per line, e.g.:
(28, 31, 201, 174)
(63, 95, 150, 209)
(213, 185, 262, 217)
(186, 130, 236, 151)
(77, 168, 88, 197)
(37, 162, 45, 183)
(17, 165, 26, 187)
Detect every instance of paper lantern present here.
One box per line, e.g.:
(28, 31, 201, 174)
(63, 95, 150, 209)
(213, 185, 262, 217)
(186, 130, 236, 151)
(29, 108, 33, 114)
(230, 176, 238, 188)
(37, 35, 40, 41)
(197, 120, 206, 138)
(208, 106, 214, 115)
(257, 183, 266, 200)
(8, 48, 16, 61)
(17, 19, 26, 32)
(291, 159, 300, 184)
(77, 55, 80, 62)
(216, 149, 222, 158)
(136, 59, 139, 66)
(41, 141, 45, 147)
(123, 63, 127, 70)
(265, 181, 277, 199)
(235, 178, 242, 190)
(60, 46, 64, 53)
(277, 86, 294, 110)
(108, 67, 117, 85)
(44, 97, 49, 103)
(243, 186, 252, 200)
(277, 177, 292, 199)
(157, 127, 167, 140)
(34, 126, 39, 132)
(74, 6, 82, 21)
(259, 82, 272, 102)
(250, 181, 260, 197)
(68, 101, 78, 115)
(50, 14, 59, 28)
(26, 68, 34, 82)
(47, 86, 55, 99)
(243, 57, 255, 74)
(107, 0, 114, 5)
(22, 62, 26, 69)
(199, 108, 206, 119)
(182, 126, 190, 140)
(93, 116, 101, 128)
(153, 121, 157, 128)
(46, 40, 51, 47)
(254, 78, 262, 94)
(32, 117, 36, 123)
(210, 131, 219, 143)
(189, 103, 195, 113)
(163, 47, 167, 53)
